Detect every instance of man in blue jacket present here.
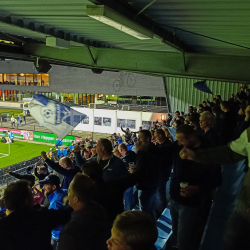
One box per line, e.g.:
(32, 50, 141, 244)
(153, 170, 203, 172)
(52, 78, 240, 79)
(68, 141, 75, 152)
(57, 146, 67, 158)
(55, 137, 63, 147)
(41, 152, 80, 190)
(39, 175, 68, 250)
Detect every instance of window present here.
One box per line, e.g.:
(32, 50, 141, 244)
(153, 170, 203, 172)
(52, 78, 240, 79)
(4, 74, 17, 85)
(0, 73, 49, 86)
(25, 74, 34, 86)
(17, 74, 26, 86)
(34, 74, 41, 86)
(41, 74, 49, 86)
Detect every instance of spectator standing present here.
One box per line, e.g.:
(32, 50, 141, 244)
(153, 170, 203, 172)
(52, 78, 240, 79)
(81, 160, 146, 227)
(3, 166, 35, 187)
(10, 115, 15, 127)
(41, 152, 80, 190)
(34, 163, 49, 188)
(17, 113, 21, 127)
(166, 114, 173, 127)
(55, 137, 63, 147)
(118, 143, 137, 211)
(57, 174, 108, 250)
(212, 105, 222, 135)
(168, 125, 221, 250)
(39, 175, 68, 250)
(202, 101, 212, 112)
(121, 126, 133, 144)
(188, 106, 199, 123)
(23, 110, 26, 123)
(0, 180, 71, 250)
(135, 130, 161, 221)
(180, 127, 250, 250)
(77, 138, 84, 146)
(154, 129, 172, 215)
(235, 86, 247, 104)
(79, 145, 85, 158)
(90, 147, 98, 161)
(220, 101, 237, 144)
(107, 211, 158, 250)
(170, 111, 184, 127)
(76, 139, 128, 182)
(68, 141, 75, 152)
(199, 111, 219, 146)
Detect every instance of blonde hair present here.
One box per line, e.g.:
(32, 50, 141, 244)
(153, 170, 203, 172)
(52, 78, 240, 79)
(113, 147, 121, 158)
(113, 211, 158, 250)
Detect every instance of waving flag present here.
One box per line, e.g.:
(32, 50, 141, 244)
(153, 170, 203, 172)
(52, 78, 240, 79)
(193, 80, 214, 95)
(29, 94, 86, 139)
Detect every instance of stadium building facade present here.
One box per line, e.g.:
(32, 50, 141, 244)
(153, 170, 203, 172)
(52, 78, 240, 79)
(0, 60, 166, 106)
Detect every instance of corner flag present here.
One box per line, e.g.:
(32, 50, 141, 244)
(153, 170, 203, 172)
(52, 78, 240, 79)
(29, 94, 86, 139)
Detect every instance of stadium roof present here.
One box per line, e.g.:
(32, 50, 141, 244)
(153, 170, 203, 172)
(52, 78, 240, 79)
(0, 0, 249, 81)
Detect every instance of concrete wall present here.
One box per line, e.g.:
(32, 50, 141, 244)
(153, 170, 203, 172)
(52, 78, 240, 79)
(0, 60, 166, 97)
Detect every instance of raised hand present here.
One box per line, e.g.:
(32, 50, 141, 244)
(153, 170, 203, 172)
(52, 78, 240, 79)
(41, 151, 47, 162)
(72, 145, 80, 153)
(179, 148, 195, 160)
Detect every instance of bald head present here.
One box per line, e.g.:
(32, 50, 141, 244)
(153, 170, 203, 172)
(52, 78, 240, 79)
(59, 157, 73, 169)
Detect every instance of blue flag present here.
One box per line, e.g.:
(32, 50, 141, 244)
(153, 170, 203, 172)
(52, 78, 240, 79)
(29, 94, 86, 139)
(193, 80, 213, 95)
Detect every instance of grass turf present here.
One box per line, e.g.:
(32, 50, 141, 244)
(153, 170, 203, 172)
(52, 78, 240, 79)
(0, 141, 52, 169)
(0, 108, 23, 118)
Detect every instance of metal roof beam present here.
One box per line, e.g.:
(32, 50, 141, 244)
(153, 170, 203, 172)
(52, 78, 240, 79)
(20, 43, 250, 82)
(88, 0, 191, 52)
(0, 15, 110, 49)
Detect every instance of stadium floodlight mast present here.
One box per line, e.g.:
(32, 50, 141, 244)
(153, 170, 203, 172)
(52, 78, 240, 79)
(86, 5, 154, 40)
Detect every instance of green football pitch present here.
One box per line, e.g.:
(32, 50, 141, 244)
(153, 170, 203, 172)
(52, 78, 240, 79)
(0, 141, 53, 169)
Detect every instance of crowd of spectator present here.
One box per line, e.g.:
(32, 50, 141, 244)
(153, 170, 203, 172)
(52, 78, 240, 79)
(0, 86, 250, 250)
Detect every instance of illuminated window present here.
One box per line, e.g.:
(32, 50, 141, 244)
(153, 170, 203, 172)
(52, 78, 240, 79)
(41, 74, 49, 86)
(4, 74, 17, 85)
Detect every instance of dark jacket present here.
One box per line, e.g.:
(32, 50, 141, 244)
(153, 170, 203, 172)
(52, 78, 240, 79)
(121, 150, 137, 168)
(156, 139, 172, 182)
(94, 162, 146, 224)
(220, 110, 237, 144)
(75, 152, 128, 182)
(136, 143, 161, 190)
(212, 113, 222, 134)
(0, 207, 71, 250)
(8, 172, 35, 187)
(58, 202, 108, 250)
(121, 128, 133, 144)
(202, 127, 219, 146)
(168, 139, 222, 207)
(45, 158, 81, 189)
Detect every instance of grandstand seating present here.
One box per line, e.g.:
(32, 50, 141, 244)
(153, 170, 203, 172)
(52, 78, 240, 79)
(0, 151, 58, 187)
